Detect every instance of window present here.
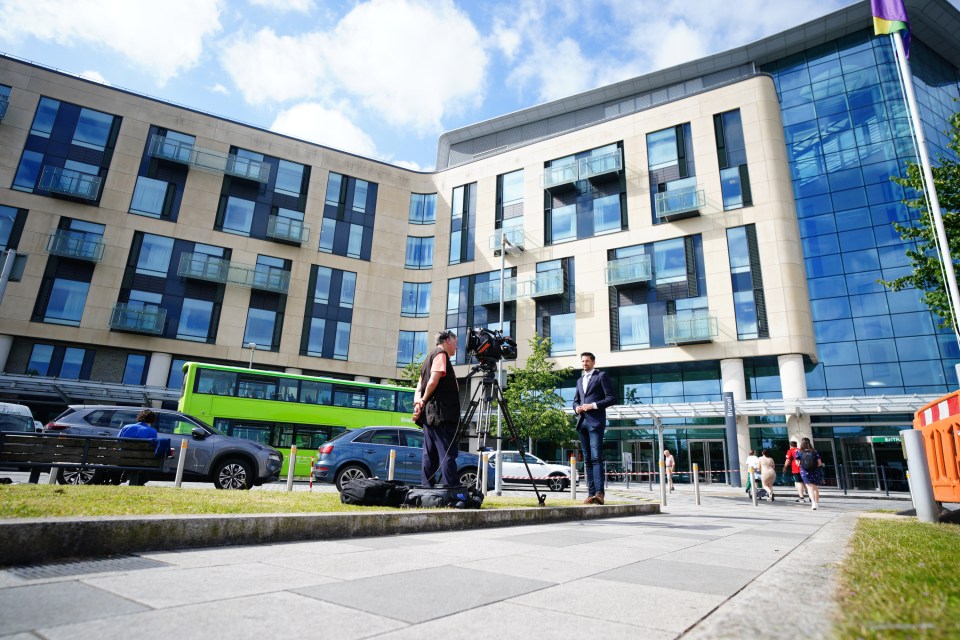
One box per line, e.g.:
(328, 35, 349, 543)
(548, 313, 576, 355)
(497, 169, 524, 231)
(340, 272, 356, 308)
(43, 278, 89, 325)
(401, 282, 431, 317)
(73, 108, 114, 151)
(136, 234, 175, 277)
(275, 160, 305, 198)
(449, 183, 476, 265)
(244, 308, 277, 349)
(347, 224, 363, 258)
(406, 236, 434, 269)
(130, 176, 170, 218)
(398, 331, 428, 365)
(167, 358, 188, 390)
(544, 144, 624, 243)
(314, 267, 332, 304)
(25, 344, 54, 376)
(122, 354, 148, 385)
(303, 265, 356, 359)
(320, 172, 377, 260)
(306, 318, 326, 356)
(727, 225, 768, 339)
(715, 109, 752, 210)
(352, 180, 369, 213)
(25, 344, 90, 378)
(222, 196, 255, 236)
(0, 205, 24, 251)
(334, 321, 351, 360)
(325, 173, 343, 206)
(12, 150, 43, 191)
(178, 298, 214, 341)
(647, 124, 697, 222)
(619, 304, 650, 349)
(654, 238, 687, 284)
(30, 97, 59, 137)
(409, 193, 437, 224)
(318, 218, 336, 253)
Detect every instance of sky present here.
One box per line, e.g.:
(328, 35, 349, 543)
(0, 0, 907, 171)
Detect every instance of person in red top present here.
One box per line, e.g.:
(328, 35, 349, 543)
(782, 440, 808, 503)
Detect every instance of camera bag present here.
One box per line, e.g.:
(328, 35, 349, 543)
(403, 484, 484, 509)
(339, 478, 410, 507)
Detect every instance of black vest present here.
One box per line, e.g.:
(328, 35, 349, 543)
(419, 347, 460, 425)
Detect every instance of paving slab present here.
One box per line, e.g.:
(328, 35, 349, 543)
(0, 581, 149, 635)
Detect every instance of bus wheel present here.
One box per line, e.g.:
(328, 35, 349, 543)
(335, 465, 368, 491)
(213, 458, 253, 490)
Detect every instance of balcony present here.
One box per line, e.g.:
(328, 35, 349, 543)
(109, 303, 167, 335)
(38, 166, 102, 201)
(0, 95, 8, 121)
(488, 227, 525, 254)
(579, 150, 623, 181)
(518, 269, 564, 299)
(663, 315, 718, 345)
(606, 254, 652, 286)
(542, 163, 578, 191)
(46, 230, 105, 262)
(474, 278, 517, 306)
(655, 186, 706, 222)
(147, 134, 195, 165)
(266, 215, 310, 245)
(227, 263, 290, 294)
(225, 154, 271, 183)
(177, 253, 229, 283)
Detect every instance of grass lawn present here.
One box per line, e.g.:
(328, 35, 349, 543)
(0, 485, 581, 518)
(834, 516, 960, 640)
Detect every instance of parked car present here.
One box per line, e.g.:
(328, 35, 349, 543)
(0, 402, 36, 434)
(484, 450, 577, 492)
(313, 426, 493, 490)
(44, 405, 283, 489)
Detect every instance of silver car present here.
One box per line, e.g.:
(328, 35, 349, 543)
(44, 405, 282, 489)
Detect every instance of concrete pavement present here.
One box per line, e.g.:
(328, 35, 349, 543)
(0, 483, 908, 639)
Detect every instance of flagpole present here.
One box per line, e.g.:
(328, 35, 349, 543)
(890, 30, 960, 348)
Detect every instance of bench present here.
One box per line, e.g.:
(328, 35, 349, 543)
(0, 433, 170, 484)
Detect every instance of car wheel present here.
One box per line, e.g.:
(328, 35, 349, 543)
(58, 467, 103, 485)
(547, 474, 567, 492)
(213, 458, 253, 490)
(335, 465, 369, 491)
(458, 467, 478, 488)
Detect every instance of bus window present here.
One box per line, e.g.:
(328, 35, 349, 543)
(301, 381, 332, 405)
(197, 369, 237, 396)
(294, 427, 335, 450)
(237, 375, 279, 400)
(367, 388, 396, 411)
(226, 421, 273, 445)
(334, 386, 365, 409)
(278, 378, 299, 402)
(397, 390, 414, 413)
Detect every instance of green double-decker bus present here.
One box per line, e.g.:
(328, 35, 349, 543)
(178, 362, 416, 476)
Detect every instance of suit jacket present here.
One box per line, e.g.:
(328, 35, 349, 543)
(573, 369, 617, 429)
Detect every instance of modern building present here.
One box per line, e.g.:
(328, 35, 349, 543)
(1, 0, 958, 490)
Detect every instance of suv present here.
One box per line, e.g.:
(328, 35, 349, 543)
(313, 426, 493, 490)
(44, 405, 282, 489)
(484, 450, 576, 492)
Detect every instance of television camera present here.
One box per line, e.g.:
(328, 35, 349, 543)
(464, 327, 517, 373)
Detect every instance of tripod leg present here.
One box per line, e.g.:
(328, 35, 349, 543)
(493, 382, 546, 507)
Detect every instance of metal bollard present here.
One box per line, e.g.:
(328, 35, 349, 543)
(47, 466, 60, 484)
(570, 456, 577, 501)
(659, 460, 667, 506)
(693, 463, 701, 505)
(174, 438, 189, 488)
(309, 457, 314, 491)
(749, 466, 757, 506)
(839, 463, 848, 495)
(648, 462, 652, 492)
(880, 465, 889, 496)
(388, 449, 396, 481)
(286, 445, 297, 491)
(481, 453, 489, 495)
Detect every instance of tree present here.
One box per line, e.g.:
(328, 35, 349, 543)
(500, 335, 576, 446)
(881, 111, 960, 330)
(390, 354, 424, 389)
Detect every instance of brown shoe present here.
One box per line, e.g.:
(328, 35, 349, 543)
(594, 492, 605, 505)
(582, 495, 597, 505)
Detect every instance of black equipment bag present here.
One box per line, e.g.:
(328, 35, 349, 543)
(340, 478, 410, 507)
(403, 485, 484, 509)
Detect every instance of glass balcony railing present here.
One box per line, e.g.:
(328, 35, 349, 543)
(655, 186, 706, 221)
(488, 227, 525, 252)
(39, 166, 102, 201)
(663, 315, 718, 345)
(191, 146, 229, 173)
(109, 303, 167, 335)
(579, 150, 623, 180)
(225, 155, 271, 183)
(147, 134, 195, 165)
(45, 229, 105, 261)
(606, 254, 652, 286)
(474, 278, 517, 305)
(266, 215, 310, 245)
(542, 163, 578, 190)
(177, 253, 230, 283)
(518, 269, 564, 298)
(227, 263, 290, 294)
(0, 95, 8, 121)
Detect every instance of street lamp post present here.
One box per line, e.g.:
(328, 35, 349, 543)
(247, 342, 257, 369)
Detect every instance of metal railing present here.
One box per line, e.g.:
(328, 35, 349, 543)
(45, 230, 105, 261)
(518, 269, 564, 298)
(266, 215, 310, 245)
(663, 315, 718, 344)
(39, 166, 102, 201)
(606, 254, 652, 286)
(109, 303, 167, 334)
(488, 227, 525, 252)
(177, 253, 230, 283)
(542, 163, 579, 189)
(655, 186, 705, 221)
(146, 134, 195, 165)
(225, 154, 271, 183)
(474, 278, 517, 305)
(579, 150, 623, 180)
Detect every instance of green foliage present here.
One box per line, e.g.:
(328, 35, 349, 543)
(501, 335, 575, 446)
(390, 354, 424, 388)
(881, 111, 960, 330)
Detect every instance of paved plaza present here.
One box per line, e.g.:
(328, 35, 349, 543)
(0, 483, 907, 639)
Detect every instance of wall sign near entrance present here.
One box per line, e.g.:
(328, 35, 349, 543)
(871, 436, 902, 444)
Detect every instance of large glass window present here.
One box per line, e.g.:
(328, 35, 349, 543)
(715, 109, 752, 211)
(222, 196, 255, 236)
(544, 144, 624, 243)
(314, 267, 332, 304)
(167, 358, 188, 390)
(340, 272, 356, 308)
(243, 308, 277, 348)
(136, 234, 174, 277)
(0, 206, 21, 251)
(334, 321, 351, 360)
(405, 236, 434, 269)
(449, 183, 476, 265)
(409, 193, 437, 224)
(654, 238, 687, 284)
(550, 204, 576, 243)
(130, 176, 170, 218)
(12, 150, 43, 191)
(306, 318, 326, 357)
(26, 344, 54, 376)
(275, 160, 305, 198)
(43, 278, 89, 325)
(73, 108, 114, 151)
(401, 282, 431, 317)
(548, 313, 576, 355)
(30, 97, 59, 137)
(122, 354, 148, 385)
(398, 330, 429, 365)
(619, 304, 650, 349)
(727, 225, 768, 340)
(177, 298, 214, 341)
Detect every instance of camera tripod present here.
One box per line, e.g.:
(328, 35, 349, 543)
(456, 363, 547, 506)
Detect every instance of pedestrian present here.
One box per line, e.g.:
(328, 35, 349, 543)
(797, 437, 823, 510)
(412, 330, 460, 487)
(118, 409, 159, 486)
(759, 449, 777, 501)
(663, 449, 675, 491)
(744, 449, 760, 496)
(573, 352, 617, 505)
(783, 440, 809, 502)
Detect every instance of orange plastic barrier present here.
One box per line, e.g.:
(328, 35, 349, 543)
(914, 390, 960, 503)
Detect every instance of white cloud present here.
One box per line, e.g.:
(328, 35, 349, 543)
(0, 0, 223, 84)
(270, 102, 379, 158)
(209, 83, 230, 95)
(507, 37, 596, 103)
(78, 69, 107, 84)
(248, 0, 314, 12)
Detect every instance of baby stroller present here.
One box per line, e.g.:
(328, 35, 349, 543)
(745, 473, 767, 499)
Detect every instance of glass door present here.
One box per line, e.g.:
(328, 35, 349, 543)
(625, 440, 655, 484)
(842, 438, 879, 490)
(813, 438, 837, 488)
(688, 439, 727, 484)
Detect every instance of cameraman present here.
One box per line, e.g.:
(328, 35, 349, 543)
(412, 330, 460, 487)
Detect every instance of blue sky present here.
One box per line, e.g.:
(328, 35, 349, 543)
(0, 0, 900, 170)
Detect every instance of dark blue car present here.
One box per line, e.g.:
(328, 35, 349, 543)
(313, 426, 493, 490)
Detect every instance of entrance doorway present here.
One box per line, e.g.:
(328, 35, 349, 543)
(688, 439, 727, 484)
(813, 438, 837, 488)
(842, 438, 880, 490)
(624, 440, 656, 483)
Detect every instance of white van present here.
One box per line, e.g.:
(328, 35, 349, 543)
(0, 402, 35, 433)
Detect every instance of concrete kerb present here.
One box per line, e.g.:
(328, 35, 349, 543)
(0, 502, 659, 566)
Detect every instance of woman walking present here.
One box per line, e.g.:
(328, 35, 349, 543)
(796, 437, 823, 510)
(759, 449, 777, 501)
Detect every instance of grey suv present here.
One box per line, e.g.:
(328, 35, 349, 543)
(44, 405, 283, 489)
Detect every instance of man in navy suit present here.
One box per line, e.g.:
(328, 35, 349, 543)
(573, 352, 617, 504)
